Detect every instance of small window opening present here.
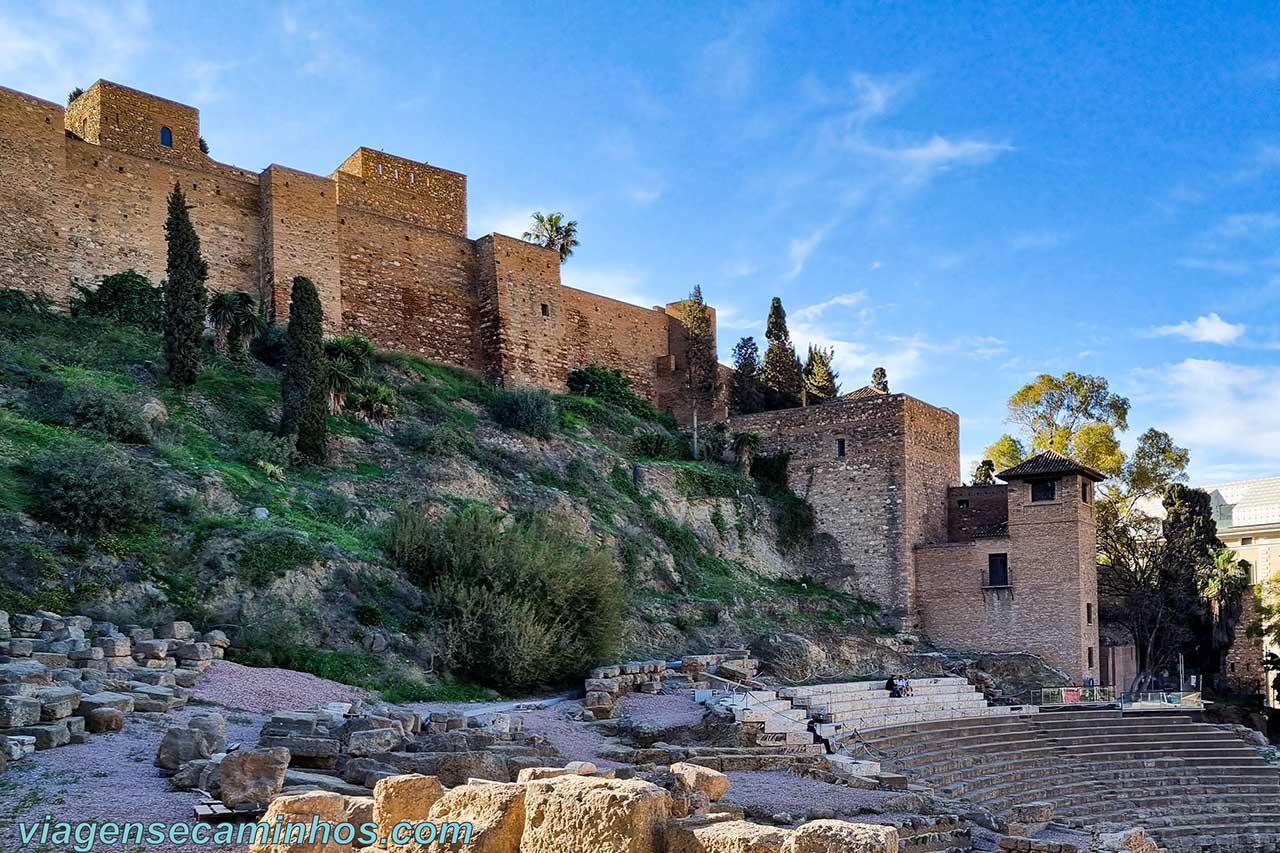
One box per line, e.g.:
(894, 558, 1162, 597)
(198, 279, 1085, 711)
(540, 303, 549, 317)
(987, 553, 1009, 587)
(1242, 537, 1254, 546)
(1088, 647, 1094, 668)
(1031, 479, 1056, 502)
(1231, 662, 1237, 673)
(159, 126, 173, 147)
(957, 498, 970, 508)
(1086, 603, 1093, 624)
(409, 172, 415, 185)
(394, 167, 399, 179)
(835, 438, 846, 458)
(1081, 481, 1091, 503)
(377, 163, 384, 176)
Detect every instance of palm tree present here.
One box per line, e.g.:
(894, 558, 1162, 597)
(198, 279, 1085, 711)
(324, 334, 376, 414)
(208, 291, 267, 365)
(522, 212, 579, 263)
(731, 431, 761, 474)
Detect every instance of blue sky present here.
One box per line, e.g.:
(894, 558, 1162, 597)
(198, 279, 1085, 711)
(2, 1, 1278, 483)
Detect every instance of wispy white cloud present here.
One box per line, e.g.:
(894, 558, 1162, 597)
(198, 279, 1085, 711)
(626, 184, 664, 205)
(1132, 359, 1280, 478)
(792, 291, 866, 322)
(784, 222, 835, 279)
(1152, 313, 1246, 344)
(1008, 229, 1069, 252)
(1211, 211, 1280, 241)
(0, 0, 151, 101)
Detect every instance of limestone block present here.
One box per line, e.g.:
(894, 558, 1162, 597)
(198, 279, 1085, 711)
(520, 775, 670, 853)
(7, 720, 71, 749)
(373, 774, 445, 842)
(666, 817, 793, 853)
(86, 707, 124, 733)
(348, 727, 403, 757)
(386, 781, 525, 853)
(517, 766, 571, 783)
(156, 725, 211, 770)
(0, 695, 42, 727)
(221, 747, 291, 807)
(190, 712, 227, 753)
(135, 640, 169, 659)
(175, 642, 213, 661)
(376, 750, 507, 787)
(671, 762, 731, 802)
(94, 636, 132, 657)
(780, 821, 897, 853)
(157, 621, 195, 641)
(35, 686, 79, 720)
(249, 790, 350, 853)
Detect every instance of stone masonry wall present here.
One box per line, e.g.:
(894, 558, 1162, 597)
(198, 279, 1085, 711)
(915, 472, 1099, 681)
(260, 166, 341, 329)
(0, 79, 697, 412)
(0, 87, 69, 305)
(727, 393, 960, 624)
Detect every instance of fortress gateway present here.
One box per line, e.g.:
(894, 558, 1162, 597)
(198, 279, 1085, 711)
(0, 80, 1099, 681)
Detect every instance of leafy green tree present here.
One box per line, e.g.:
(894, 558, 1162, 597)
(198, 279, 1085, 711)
(162, 183, 209, 388)
(982, 434, 1027, 471)
(680, 285, 718, 457)
(324, 333, 376, 413)
(730, 337, 764, 414)
(872, 367, 889, 393)
(1109, 428, 1190, 510)
(279, 276, 328, 463)
(522, 212, 579, 263)
(760, 297, 803, 407)
(1004, 372, 1129, 476)
(802, 345, 840, 404)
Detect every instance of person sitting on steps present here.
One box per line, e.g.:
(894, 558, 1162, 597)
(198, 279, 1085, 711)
(885, 675, 902, 698)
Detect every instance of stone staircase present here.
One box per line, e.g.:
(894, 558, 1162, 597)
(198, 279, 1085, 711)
(857, 709, 1280, 853)
(779, 677, 1026, 743)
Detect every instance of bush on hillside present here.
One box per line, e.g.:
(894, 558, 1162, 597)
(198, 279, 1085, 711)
(29, 381, 151, 443)
(28, 445, 158, 535)
(566, 364, 662, 419)
(0, 288, 54, 316)
(388, 504, 622, 691)
(71, 270, 164, 331)
(750, 452, 816, 551)
(234, 430, 297, 468)
(250, 322, 289, 368)
(393, 419, 462, 454)
(489, 387, 558, 438)
(629, 430, 685, 460)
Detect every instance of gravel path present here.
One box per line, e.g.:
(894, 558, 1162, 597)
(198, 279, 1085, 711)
(513, 692, 710, 766)
(193, 660, 371, 713)
(0, 705, 266, 853)
(722, 770, 901, 819)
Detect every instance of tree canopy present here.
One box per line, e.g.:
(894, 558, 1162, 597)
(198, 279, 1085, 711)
(679, 285, 718, 441)
(802, 345, 840, 404)
(730, 336, 764, 415)
(760, 297, 803, 406)
(162, 183, 208, 388)
(522, 212, 579, 263)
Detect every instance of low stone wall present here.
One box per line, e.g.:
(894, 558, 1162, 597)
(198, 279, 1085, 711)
(584, 651, 760, 718)
(0, 608, 225, 770)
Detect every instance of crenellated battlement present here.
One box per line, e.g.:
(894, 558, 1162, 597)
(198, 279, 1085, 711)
(0, 79, 708, 419)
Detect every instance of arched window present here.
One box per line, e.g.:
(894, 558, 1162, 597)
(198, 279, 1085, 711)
(159, 126, 173, 147)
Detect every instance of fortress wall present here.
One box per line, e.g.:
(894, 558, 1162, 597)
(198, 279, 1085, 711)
(333, 149, 466, 237)
(261, 166, 340, 328)
(728, 394, 914, 620)
(901, 397, 961, 611)
(475, 234, 566, 386)
(560, 286, 671, 400)
(0, 87, 70, 305)
(67, 81, 206, 169)
(64, 138, 262, 299)
(339, 207, 481, 370)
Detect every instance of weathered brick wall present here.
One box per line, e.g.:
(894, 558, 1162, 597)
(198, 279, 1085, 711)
(1, 79, 696, 411)
(339, 207, 480, 368)
(0, 86, 69, 305)
(947, 485, 1009, 540)
(333, 148, 466, 237)
(475, 234, 566, 385)
(728, 393, 959, 624)
(68, 80, 206, 170)
(562, 287, 670, 400)
(915, 472, 1099, 681)
(64, 138, 262, 300)
(261, 166, 340, 328)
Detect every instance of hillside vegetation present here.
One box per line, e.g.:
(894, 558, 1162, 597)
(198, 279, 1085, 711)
(0, 288, 886, 700)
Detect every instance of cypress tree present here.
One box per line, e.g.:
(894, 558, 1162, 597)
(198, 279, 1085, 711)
(280, 276, 328, 463)
(730, 336, 764, 414)
(680, 285, 718, 457)
(802, 345, 840, 404)
(872, 366, 889, 393)
(162, 183, 208, 387)
(760, 297, 803, 407)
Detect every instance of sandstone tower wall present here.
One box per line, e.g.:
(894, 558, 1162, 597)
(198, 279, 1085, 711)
(0, 79, 703, 415)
